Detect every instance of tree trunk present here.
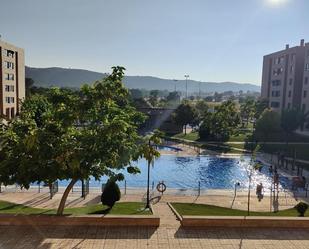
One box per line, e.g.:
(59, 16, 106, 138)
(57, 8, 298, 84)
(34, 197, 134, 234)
(57, 179, 78, 215)
(184, 125, 187, 135)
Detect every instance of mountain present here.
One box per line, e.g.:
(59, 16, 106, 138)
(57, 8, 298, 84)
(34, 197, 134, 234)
(25, 66, 261, 93)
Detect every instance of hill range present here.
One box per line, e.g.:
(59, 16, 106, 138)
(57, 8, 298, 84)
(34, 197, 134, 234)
(26, 66, 261, 93)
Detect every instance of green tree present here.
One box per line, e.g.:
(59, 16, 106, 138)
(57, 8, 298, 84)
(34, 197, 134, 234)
(280, 108, 302, 144)
(101, 180, 121, 208)
(0, 66, 145, 215)
(254, 99, 269, 121)
(149, 90, 160, 107)
(139, 130, 161, 208)
(199, 101, 240, 141)
(166, 91, 180, 105)
(254, 109, 281, 142)
(173, 102, 197, 134)
(195, 100, 209, 123)
(240, 97, 255, 127)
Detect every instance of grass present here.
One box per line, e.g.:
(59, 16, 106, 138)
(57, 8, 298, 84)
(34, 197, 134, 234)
(0, 201, 151, 215)
(173, 132, 199, 141)
(172, 203, 307, 217)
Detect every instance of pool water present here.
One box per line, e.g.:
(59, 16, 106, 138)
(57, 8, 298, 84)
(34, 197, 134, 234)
(60, 155, 290, 191)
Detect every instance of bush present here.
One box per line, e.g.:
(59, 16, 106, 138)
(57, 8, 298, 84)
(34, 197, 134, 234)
(101, 180, 121, 208)
(294, 202, 308, 217)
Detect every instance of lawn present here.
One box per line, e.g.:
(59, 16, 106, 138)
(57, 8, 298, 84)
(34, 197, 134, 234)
(173, 132, 199, 141)
(171, 203, 306, 217)
(0, 201, 151, 215)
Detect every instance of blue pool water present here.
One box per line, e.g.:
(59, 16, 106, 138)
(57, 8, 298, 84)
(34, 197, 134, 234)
(59, 155, 290, 191)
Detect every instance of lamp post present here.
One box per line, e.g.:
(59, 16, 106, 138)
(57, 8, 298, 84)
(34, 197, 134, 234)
(173, 79, 178, 92)
(184, 75, 189, 99)
(146, 138, 151, 209)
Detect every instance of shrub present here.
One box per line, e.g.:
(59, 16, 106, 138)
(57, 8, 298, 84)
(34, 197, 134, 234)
(294, 202, 308, 217)
(101, 180, 121, 208)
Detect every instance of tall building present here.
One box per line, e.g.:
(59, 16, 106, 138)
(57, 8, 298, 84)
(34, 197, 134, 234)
(0, 40, 25, 119)
(261, 39, 309, 114)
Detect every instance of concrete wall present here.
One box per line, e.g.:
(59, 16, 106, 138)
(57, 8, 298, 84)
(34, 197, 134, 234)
(181, 216, 309, 228)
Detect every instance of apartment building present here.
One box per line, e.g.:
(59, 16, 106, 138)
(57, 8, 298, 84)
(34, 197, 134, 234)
(261, 40, 309, 111)
(0, 40, 25, 119)
(301, 44, 309, 114)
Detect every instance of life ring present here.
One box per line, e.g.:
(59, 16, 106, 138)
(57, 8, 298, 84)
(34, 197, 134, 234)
(156, 182, 167, 194)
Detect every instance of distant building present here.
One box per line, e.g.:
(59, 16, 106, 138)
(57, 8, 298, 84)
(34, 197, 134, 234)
(0, 40, 25, 119)
(261, 39, 309, 115)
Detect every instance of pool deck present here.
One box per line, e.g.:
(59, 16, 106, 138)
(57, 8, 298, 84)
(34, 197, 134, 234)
(0, 187, 307, 212)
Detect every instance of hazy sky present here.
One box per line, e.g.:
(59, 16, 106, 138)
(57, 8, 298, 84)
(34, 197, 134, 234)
(1, 0, 308, 85)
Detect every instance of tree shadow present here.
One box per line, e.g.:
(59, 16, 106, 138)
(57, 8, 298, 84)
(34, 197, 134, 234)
(0, 225, 158, 248)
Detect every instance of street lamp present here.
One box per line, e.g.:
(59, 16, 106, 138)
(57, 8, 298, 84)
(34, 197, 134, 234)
(184, 75, 189, 99)
(146, 138, 151, 209)
(173, 79, 178, 92)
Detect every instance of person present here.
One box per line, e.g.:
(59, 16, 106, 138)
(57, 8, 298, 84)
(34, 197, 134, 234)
(274, 171, 279, 190)
(256, 183, 264, 201)
(269, 165, 273, 174)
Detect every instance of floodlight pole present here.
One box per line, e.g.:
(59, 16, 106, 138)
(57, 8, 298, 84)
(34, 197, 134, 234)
(184, 75, 189, 99)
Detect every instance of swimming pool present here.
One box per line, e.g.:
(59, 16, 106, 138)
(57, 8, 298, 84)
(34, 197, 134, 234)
(60, 155, 290, 191)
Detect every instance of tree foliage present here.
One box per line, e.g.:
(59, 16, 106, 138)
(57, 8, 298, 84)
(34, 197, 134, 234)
(280, 108, 303, 144)
(254, 109, 281, 142)
(240, 97, 255, 127)
(0, 66, 145, 215)
(199, 100, 240, 141)
(101, 180, 121, 208)
(172, 102, 198, 134)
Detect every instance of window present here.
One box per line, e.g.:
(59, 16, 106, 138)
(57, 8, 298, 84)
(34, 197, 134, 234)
(274, 56, 284, 65)
(273, 68, 283, 76)
(289, 79, 293, 85)
(5, 97, 15, 104)
(272, 80, 281, 86)
(5, 73, 14, 81)
(288, 91, 292, 97)
(3, 49, 14, 58)
(305, 77, 308, 85)
(291, 54, 296, 62)
(272, 91, 280, 97)
(304, 90, 307, 98)
(287, 103, 291, 109)
(11, 108, 15, 119)
(305, 63, 309, 71)
(271, 102, 280, 108)
(5, 85, 15, 92)
(290, 65, 294, 73)
(5, 61, 14, 69)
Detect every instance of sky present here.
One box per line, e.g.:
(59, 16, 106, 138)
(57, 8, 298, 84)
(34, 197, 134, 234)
(0, 0, 308, 85)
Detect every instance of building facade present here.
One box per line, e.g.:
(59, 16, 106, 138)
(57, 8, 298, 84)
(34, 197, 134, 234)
(0, 40, 25, 119)
(261, 39, 309, 114)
